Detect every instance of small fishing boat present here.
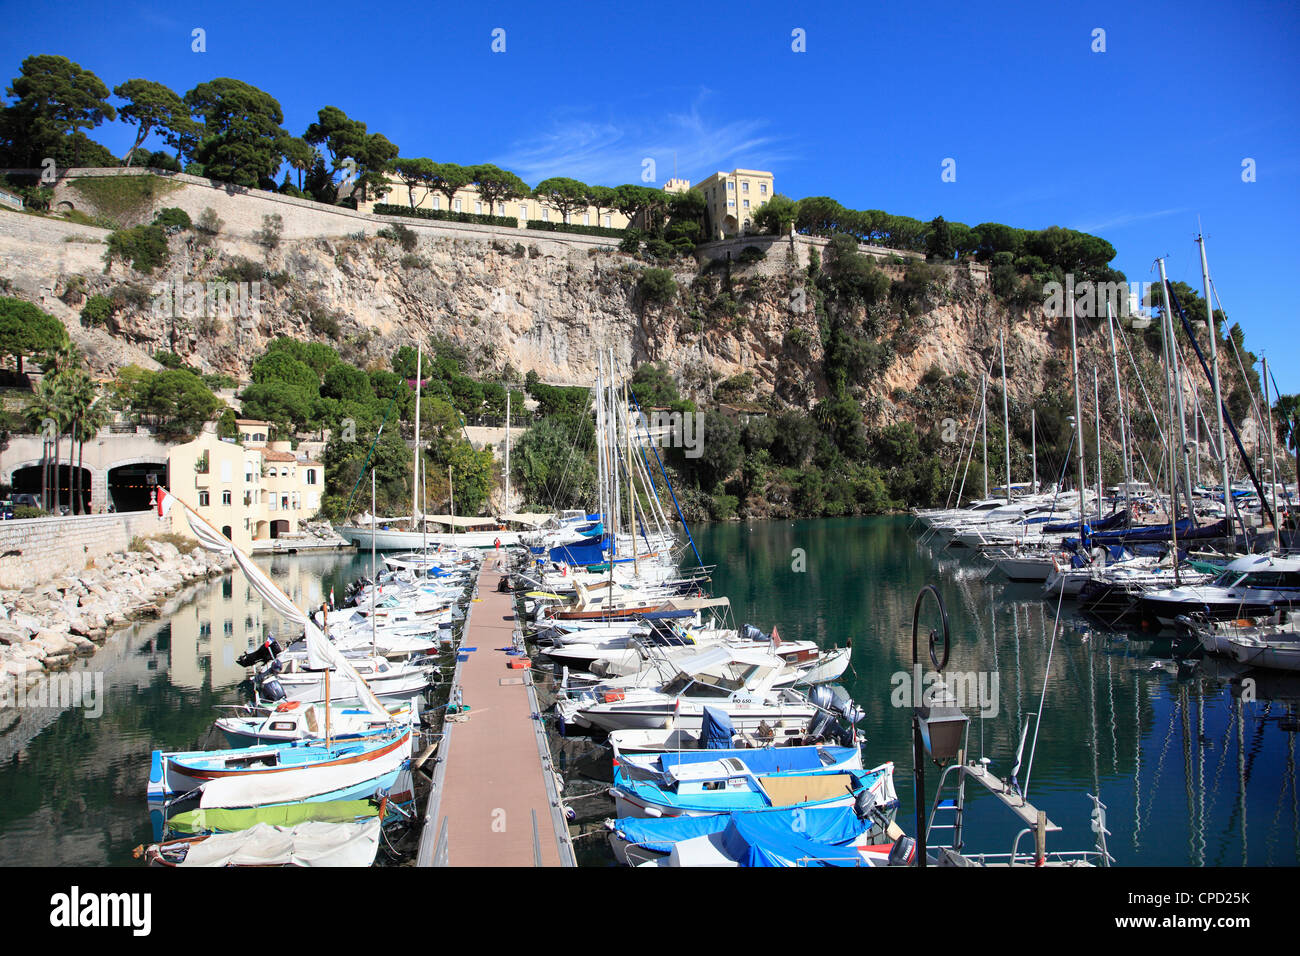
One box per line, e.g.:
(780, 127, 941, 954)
(138, 819, 382, 867)
(609, 753, 896, 819)
(214, 700, 416, 747)
(147, 725, 413, 809)
(606, 798, 906, 867)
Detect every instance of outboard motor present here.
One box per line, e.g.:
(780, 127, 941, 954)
(853, 787, 877, 821)
(827, 685, 865, 725)
(236, 637, 283, 669)
(808, 684, 835, 713)
(887, 836, 917, 866)
(806, 710, 835, 741)
(260, 678, 286, 703)
(741, 623, 768, 643)
(832, 720, 858, 749)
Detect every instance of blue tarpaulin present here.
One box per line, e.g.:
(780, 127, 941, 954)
(613, 805, 866, 857)
(1044, 509, 1129, 534)
(701, 707, 734, 749)
(548, 534, 609, 566)
(724, 813, 871, 867)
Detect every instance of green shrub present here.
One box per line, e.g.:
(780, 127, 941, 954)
(638, 268, 677, 307)
(400, 253, 428, 270)
(738, 245, 767, 264)
(196, 208, 223, 236)
(81, 294, 114, 327)
(308, 308, 341, 339)
(217, 258, 264, 284)
(14, 505, 44, 519)
(105, 224, 169, 274)
(525, 220, 626, 239)
(152, 207, 191, 234)
(373, 203, 516, 228)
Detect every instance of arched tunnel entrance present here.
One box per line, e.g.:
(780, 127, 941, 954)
(9, 464, 92, 514)
(107, 461, 168, 512)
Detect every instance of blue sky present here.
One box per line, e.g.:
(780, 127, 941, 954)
(5, 0, 1298, 392)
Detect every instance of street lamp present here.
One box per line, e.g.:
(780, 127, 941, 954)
(911, 584, 969, 868)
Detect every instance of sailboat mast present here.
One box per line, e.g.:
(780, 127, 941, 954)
(504, 384, 511, 515)
(1031, 409, 1037, 493)
(1106, 303, 1132, 515)
(1000, 330, 1011, 502)
(1094, 366, 1103, 519)
(371, 469, 377, 658)
(1156, 259, 1182, 582)
(981, 371, 989, 500)
(1197, 233, 1235, 542)
(412, 343, 422, 527)
(624, 377, 638, 575)
(1158, 258, 1198, 525)
(1069, 294, 1087, 539)
(1264, 356, 1280, 544)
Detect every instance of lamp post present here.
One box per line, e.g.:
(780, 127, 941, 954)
(911, 584, 969, 868)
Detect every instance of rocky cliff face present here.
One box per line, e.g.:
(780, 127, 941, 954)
(0, 206, 1258, 456)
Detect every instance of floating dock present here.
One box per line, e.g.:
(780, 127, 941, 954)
(418, 561, 574, 866)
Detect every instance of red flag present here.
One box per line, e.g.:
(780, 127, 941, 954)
(771, 625, 781, 648)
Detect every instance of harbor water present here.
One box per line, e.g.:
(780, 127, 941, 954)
(0, 518, 1297, 865)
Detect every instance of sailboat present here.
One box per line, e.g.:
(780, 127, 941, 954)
(148, 487, 413, 811)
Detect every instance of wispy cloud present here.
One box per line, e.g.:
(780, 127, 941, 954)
(1074, 207, 1188, 233)
(494, 92, 799, 187)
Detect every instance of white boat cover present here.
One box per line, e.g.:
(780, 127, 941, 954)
(173, 820, 380, 867)
(160, 488, 390, 722)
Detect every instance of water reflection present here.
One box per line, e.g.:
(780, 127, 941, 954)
(0, 550, 369, 866)
(694, 516, 1299, 866)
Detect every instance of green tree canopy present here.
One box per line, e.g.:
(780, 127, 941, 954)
(0, 297, 67, 375)
(533, 176, 590, 223)
(184, 78, 287, 187)
(2, 54, 115, 166)
(113, 78, 190, 168)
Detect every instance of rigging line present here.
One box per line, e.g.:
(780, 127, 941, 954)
(543, 393, 595, 512)
(1021, 570, 1065, 801)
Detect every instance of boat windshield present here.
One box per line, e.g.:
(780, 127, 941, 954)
(1212, 571, 1247, 588)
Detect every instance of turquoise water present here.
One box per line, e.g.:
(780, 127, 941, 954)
(0, 519, 1296, 866)
(690, 516, 1299, 866)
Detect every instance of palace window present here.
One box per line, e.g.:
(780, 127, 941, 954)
(742, 182, 749, 193)
(475, 201, 482, 214)
(519, 204, 528, 220)
(222, 490, 232, 505)
(432, 196, 440, 210)
(306, 469, 318, 485)
(454, 199, 462, 212)
(727, 182, 734, 191)
(198, 491, 210, 507)
(760, 183, 767, 195)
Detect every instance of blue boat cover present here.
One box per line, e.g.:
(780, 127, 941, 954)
(549, 534, 609, 566)
(614, 804, 865, 856)
(723, 813, 869, 867)
(1044, 509, 1129, 534)
(700, 707, 735, 749)
(653, 745, 858, 774)
(575, 521, 604, 537)
(586, 513, 602, 521)
(1069, 518, 1227, 548)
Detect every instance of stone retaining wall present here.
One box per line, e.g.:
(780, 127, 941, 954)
(0, 511, 167, 589)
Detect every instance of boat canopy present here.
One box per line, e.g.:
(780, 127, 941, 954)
(497, 512, 553, 527)
(548, 534, 609, 566)
(418, 514, 498, 528)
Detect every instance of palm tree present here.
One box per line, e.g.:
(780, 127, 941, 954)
(60, 370, 98, 514)
(75, 395, 109, 514)
(25, 375, 68, 513)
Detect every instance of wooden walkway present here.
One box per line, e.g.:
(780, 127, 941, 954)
(422, 562, 571, 866)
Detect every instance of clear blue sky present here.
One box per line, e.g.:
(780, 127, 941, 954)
(6, 0, 1298, 392)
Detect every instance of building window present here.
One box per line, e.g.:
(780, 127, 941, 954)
(519, 204, 528, 219)
(306, 469, 317, 485)
(742, 182, 749, 193)
(727, 181, 734, 191)
(475, 201, 482, 214)
(432, 196, 440, 210)
(603, 215, 611, 227)
(760, 183, 767, 196)
(244, 518, 250, 531)
(583, 213, 590, 225)
(267, 467, 277, 477)
(498, 203, 505, 216)
(743, 199, 750, 209)
(454, 198, 462, 212)
(728, 199, 735, 208)
(281, 495, 289, 510)
(198, 491, 210, 507)
(541, 208, 549, 221)
(222, 490, 231, 505)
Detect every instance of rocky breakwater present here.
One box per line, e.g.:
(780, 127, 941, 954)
(0, 537, 234, 706)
